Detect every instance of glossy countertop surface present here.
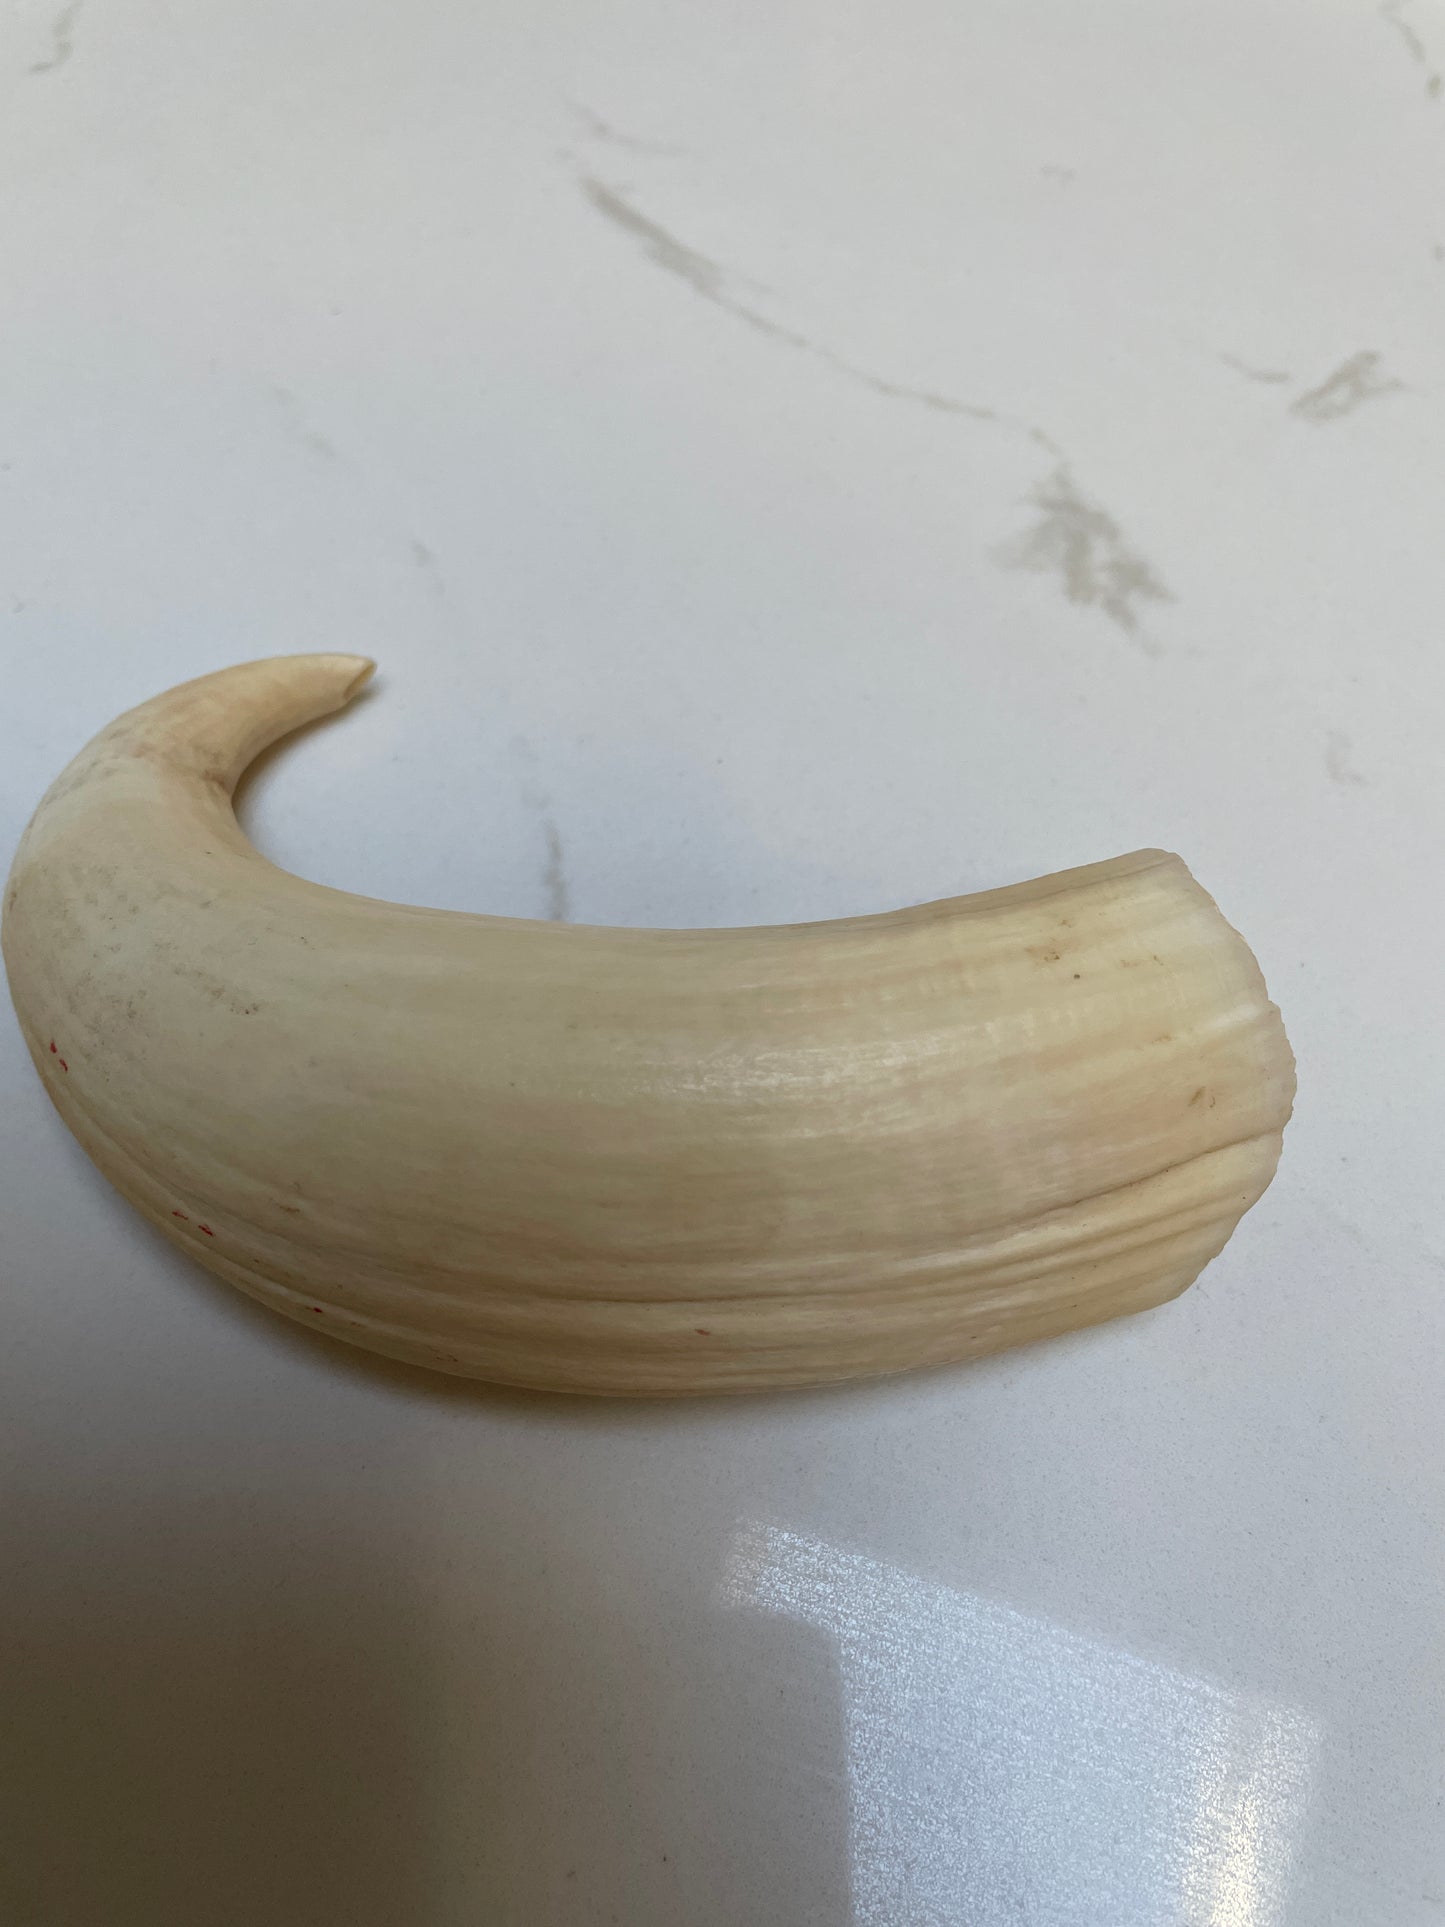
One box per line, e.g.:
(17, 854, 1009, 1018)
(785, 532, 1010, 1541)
(2, 2, 1442, 1921)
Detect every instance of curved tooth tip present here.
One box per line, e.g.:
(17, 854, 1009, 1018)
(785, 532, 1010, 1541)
(335, 656, 377, 701)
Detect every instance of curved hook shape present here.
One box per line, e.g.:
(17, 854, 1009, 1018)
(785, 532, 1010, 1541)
(3, 657, 1294, 1393)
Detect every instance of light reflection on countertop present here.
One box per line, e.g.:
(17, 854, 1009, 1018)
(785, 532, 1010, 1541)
(723, 1524, 1318, 1927)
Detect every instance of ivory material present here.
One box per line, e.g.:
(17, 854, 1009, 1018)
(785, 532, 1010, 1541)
(2, 657, 1294, 1394)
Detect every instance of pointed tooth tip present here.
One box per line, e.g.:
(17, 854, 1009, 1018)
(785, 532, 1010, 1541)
(331, 655, 376, 702)
(275, 652, 376, 703)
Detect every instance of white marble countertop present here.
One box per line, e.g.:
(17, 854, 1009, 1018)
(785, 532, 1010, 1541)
(3, 2, 1442, 1922)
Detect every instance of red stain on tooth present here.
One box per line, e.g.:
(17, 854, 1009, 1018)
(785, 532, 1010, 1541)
(695, 1327, 712, 1336)
(310, 1306, 324, 1315)
(58, 1060, 68, 1072)
(172, 1211, 188, 1220)
(198, 1224, 214, 1236)
(49, 1041, 57, 1053)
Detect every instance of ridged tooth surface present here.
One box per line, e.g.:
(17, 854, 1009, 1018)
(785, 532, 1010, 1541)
(2, 656, 1295, 1394)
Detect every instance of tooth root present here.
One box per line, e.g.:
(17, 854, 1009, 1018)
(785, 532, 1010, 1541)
(2, 656, 1295, 1395)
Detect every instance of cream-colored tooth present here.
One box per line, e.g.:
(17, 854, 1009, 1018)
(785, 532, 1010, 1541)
(2, 656, 1295, 1395)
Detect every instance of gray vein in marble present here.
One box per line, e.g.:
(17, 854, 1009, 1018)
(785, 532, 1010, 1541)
(1291, 351, 1404, 422)
(269, 384, 343, 462)
(580, 173, 1165, 646)
(409, 537, 448, 605)
(511, 736, 572, 921)
(1220, 353, 1292, 385)
(993, 467, 1171, 650)
(571, 101, 685, 156)
(1379, 2, 1442, 93)
(541, 819, 571, 922)
(30, 0, 82, 74)
(581, 177, 733, 302)
(580, 175, 995, 420)
(827, 359, 996, 420)
(1324, 730, 1369, 787)
(1381, 0, 1427, 62)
